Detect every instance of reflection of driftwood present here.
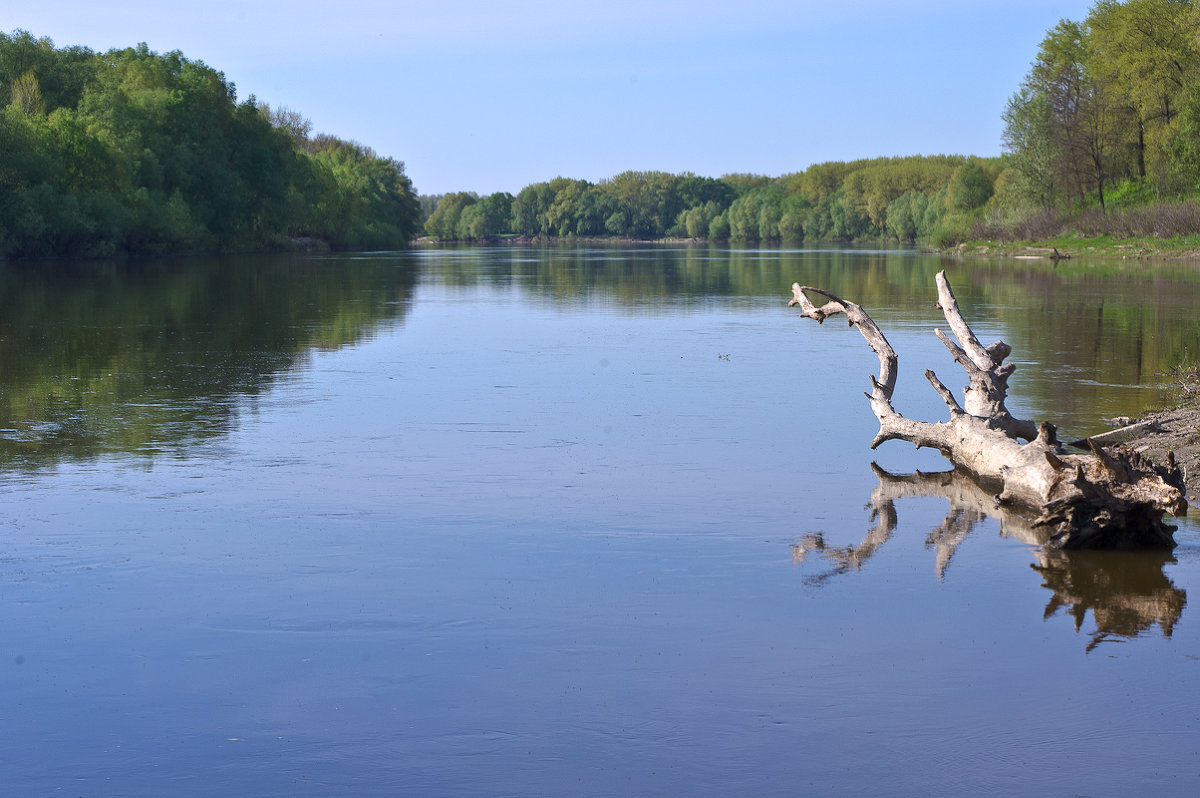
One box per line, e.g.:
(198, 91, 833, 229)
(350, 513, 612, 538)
(793, 465, 1186, 648)
(791, 465, 1018, 581)
(868, 464, 1043, 577)
(789, 271, 1186, 548)
(1033, 549, 1185, 652)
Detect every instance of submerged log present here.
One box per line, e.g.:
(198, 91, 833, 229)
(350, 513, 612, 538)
(788, 271, 1187, 549)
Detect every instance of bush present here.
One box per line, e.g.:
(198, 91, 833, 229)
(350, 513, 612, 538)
(1104, 179, 1160, 209)
(708, 212, 730, 240)
(927, 211, 976, 248)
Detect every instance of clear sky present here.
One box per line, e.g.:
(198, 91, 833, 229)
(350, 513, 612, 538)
(7, 1, 1098, 196)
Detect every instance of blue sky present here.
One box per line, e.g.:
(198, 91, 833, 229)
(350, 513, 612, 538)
(8, 1, 1098, 196)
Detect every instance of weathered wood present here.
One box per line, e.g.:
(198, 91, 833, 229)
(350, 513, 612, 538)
(1068, 419, 1161, 449)
(789, 271, 1187, 548)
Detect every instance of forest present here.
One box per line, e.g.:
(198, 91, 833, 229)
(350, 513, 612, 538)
(423, 0, 1200, 248)
(0, 30, 421, 258)
(8, 0, 1200, 257)
(421, 158, 997, 246)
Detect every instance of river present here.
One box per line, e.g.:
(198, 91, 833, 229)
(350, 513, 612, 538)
(1, 245, 1198, 796)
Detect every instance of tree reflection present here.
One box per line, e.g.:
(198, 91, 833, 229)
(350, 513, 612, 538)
(792, 464, 1186, 649)
(0, 255, 417, 471)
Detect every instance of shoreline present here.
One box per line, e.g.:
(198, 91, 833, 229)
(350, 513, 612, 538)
(949, 240, 1200, 262)
(412, 234, 1200, 262)
(1110, 404, 1200, 510)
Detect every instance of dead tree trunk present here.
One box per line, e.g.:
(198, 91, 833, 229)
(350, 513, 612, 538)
(789, 270, 1187, 549)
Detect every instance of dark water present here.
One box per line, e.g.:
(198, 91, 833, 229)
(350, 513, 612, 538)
(1, 246, 1199, 796)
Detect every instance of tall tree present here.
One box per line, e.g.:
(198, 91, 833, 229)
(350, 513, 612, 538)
(1002, 87, 1062, 206)
(1087, 0, 1200, 180)
(1026, 18, 1130, 210)
(9, 69, 44, 115)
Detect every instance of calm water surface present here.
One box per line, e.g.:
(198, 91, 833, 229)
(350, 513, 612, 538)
(2, 246, 1199, 796)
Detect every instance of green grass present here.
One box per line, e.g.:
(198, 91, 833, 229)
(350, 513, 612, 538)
(956, 232, 1200, 260)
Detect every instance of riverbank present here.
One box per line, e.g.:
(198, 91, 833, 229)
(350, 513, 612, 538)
(1111, 402, 1200, 509)
(951, 236, 1200, 508)
(952, 234, 1200, 261)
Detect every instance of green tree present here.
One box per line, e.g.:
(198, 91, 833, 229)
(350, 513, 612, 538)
(257, 101, 313, 149)
(1087, 0, 1199, 180)
(1, 30, 95, 112)
(1002, 87, 1061, 207)
(777, 194, 809, 241)
(543, 177, 591, 236)
(886, 192, 923, 241)
(511, 182, 555, 236)
(0, 34, 419, 257)
(681, 200, 725, 238)
(424, 191, 477, 239)
(719, 173, 771, 197)
(457, 192, 512, 239)
(10, 69, 44, 115)
(945, 160, 995, 212)
(1164, 84, 1200, 189)
(676, 173, 736, 209)
(707, 211, 730, 239)
(1026, 18, 1131, 210)
(727, 193, 761, 241)
(601, 171, 682, 237)
(825, 189, 869, 240)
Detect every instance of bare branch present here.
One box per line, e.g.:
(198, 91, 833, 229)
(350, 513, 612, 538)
(788, 272, 1187, 549)
(790, 283, 898, 412)
(925, 369, 965, 417)
(934, 271, 995, 369)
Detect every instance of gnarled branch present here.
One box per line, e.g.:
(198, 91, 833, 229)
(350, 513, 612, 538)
(789, 271, 1187, 548)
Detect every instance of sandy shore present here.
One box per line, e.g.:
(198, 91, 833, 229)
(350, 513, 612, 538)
(1119, 404, 1200, 508)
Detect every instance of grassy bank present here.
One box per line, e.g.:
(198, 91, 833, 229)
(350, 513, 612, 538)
(954, 233, 1200, 260)
(954, 201, 1200, 261)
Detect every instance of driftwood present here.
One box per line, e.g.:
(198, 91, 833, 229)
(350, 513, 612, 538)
(792, 465, 1185, 650)
(789, 271, 1187, 548)
(1067, 418, 1160, 449)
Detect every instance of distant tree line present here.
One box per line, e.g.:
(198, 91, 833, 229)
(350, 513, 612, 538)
(421, 156, 1003, 246)
(427, 0, 1200, 248)
(0, 30, 421, 258)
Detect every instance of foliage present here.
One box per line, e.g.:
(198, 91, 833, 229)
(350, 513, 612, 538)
(0, 30, 420, 258)
(27, 2, 1200, 255)
(419, 154, 1011, 245)
(1164, 83, 1200, 190)
(945, 161, 996, 213)
(423, 191, 477, 240)
(1000, 0, 1200, 221)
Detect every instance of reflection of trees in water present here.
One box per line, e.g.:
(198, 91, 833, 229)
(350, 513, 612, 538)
(792, 464, 1186, 649)
(421, 244, 935, 306)
(0, 255, 417, 470)
(957, 262, 1200, 431)
(427, 245, 1200, 431)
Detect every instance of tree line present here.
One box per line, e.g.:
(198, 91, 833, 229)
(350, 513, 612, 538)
(422, 156, 1002, 246)
(13, 0, 1196, 258)
(426, 0, 1200, 247)
(0, 30, 421, 258)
